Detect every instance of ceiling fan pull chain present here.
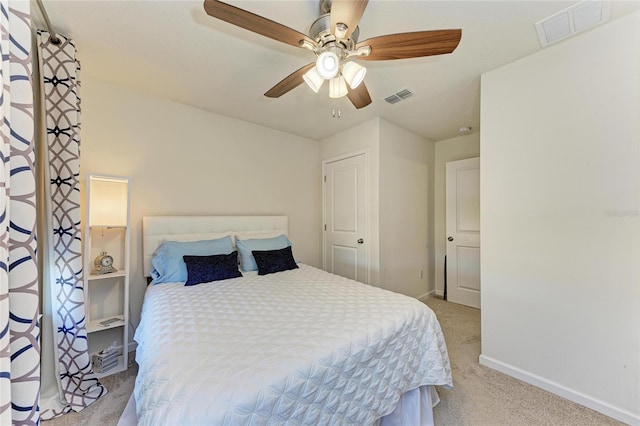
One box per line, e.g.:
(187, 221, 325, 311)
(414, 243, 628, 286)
(331, 104, 342, 119)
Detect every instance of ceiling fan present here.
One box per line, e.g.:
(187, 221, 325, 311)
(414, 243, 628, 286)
(203, 0, 461, 109)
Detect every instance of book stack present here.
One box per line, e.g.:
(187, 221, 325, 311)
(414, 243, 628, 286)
(92, 346, 119, 373)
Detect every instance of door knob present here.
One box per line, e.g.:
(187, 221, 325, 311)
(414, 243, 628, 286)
(357, 238, 364, 244)
(447, 236, 454, 242)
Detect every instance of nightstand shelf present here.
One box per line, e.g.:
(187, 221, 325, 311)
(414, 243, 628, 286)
(87, 270, 127, 280)
(84, 175, 130, 378)
(87, 314, 126, 333)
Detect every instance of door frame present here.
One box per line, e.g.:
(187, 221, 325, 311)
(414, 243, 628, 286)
(322, 149, 371, 284)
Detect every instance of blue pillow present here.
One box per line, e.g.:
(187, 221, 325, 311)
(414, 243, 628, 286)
(252, 246, 298, 276)
(183, 252, 242, 286)
(151, 236, 234, 283)
(236, 234, 291, 272)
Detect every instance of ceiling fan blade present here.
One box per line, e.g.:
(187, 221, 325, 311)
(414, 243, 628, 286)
(203, 0, 314, 49)
(357, 29, 462, 61)
(330, 0, 369, 40)
(347, 82, 372, 109)
(264, 63, 315, 98)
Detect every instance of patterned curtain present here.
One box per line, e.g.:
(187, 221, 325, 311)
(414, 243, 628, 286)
(0, 1, 40, 425)
(37, 31, 106, 419)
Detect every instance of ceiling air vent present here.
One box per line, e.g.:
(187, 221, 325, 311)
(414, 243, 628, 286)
(535, 0, 610, 47)
(384, 88, 415, 105)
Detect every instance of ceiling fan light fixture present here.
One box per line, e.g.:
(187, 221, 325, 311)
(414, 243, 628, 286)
(342, 61, 366, 89)
(329, 76, 348, 99)
(303, 66, 324, 93)
(316, 51, 340, 80)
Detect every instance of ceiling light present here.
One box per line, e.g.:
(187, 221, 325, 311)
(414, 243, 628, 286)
(316, 51, 340, 80)
(329, 76, 348, 99)
(342, 61, 366, 89)
(303, 66, 324, 93)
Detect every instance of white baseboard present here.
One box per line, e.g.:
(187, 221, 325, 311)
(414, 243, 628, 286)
(417, 290, 435, 301)
(479, 354, 640, 426)
(435, 290, 444, 298)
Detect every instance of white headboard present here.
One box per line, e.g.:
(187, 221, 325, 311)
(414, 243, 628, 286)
(142, 216, 288, 278)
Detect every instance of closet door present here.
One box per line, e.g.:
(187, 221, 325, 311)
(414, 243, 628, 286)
(323, 153, 368, 283)
(446, 157, 481, 308)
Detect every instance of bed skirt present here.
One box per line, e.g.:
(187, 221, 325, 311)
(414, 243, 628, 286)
(118, 385, 440, 426)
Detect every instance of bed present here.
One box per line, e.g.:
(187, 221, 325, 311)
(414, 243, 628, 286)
(123, 216, 452, 425)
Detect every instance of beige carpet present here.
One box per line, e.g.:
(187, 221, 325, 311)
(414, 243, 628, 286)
(424, 298, 621, 426)
(42, 355, 137, 426)
(42, 298, 621, 426)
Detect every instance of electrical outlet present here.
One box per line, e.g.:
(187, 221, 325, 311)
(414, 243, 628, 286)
(419, 269, 424, 279)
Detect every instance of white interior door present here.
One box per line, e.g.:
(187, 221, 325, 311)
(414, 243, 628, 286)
(323, 153, 368, 283)
(446, 157, 480, 308)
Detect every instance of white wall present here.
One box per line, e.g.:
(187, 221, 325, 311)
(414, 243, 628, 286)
(433, 133, 480, 296)
(80, 77, 321, 331)
(379, 119, 434, 298)
(321, 118, 381, 285)
(480, 12, 640, 424)
(321, 118, 435, 297)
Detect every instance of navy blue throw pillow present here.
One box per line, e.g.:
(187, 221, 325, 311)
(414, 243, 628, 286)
(183, 251, 242, 286)
(252, 246, 299, 276)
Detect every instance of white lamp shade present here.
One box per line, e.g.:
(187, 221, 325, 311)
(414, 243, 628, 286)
(88, 176, 129, 227)
(316, 51, 339, 80)
(342, 61, 367, 89)
(329, 76, 348, 98)
(303, 66, 324, 93)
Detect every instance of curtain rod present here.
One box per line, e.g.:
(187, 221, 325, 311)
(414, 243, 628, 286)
(35, 0, 61, 45)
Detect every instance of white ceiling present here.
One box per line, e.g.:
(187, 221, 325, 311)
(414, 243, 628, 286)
(33, 0, 638, 142)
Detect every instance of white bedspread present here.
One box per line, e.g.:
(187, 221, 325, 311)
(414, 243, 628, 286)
(134, 264, 452, 425)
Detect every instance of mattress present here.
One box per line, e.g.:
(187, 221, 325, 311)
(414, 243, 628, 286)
(134, 264, 452, 425)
